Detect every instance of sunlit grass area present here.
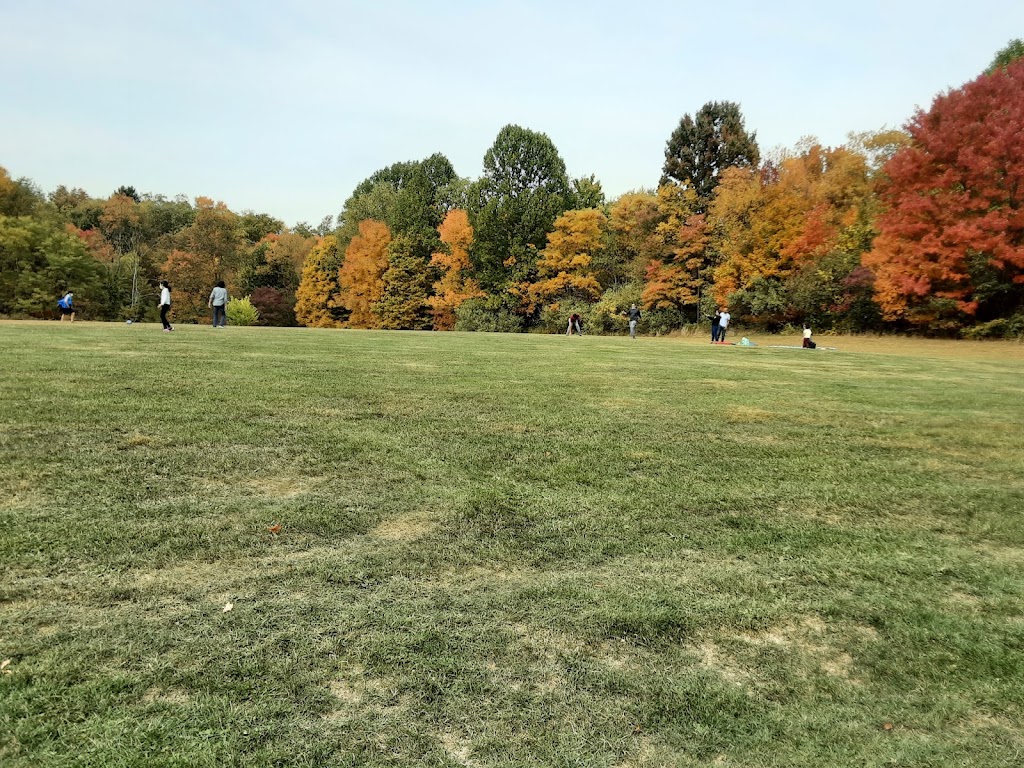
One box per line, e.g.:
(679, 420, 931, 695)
(2, 321, 1022, 767)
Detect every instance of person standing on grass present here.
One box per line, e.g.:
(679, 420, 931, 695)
(566, 312, 583, 336)
(158, 280, 174, 332)
(711, 308, 721, 342)
(718, 308, 731, 342)
(208, 280, 228, 327)
(802, 323, 816, 349)
(57, 290, 75, 322)
(627, 303, 641, 339)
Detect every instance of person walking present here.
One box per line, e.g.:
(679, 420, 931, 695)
(627, 303, 641, 339)
(718, 308, 731, 342)
(711, 308, 721, 342)
(57, 290, 75, 322)
(158, 280, 173, 332)
(208, 280, 228, 327)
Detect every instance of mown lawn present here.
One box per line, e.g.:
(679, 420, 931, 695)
(1, 321, 1023, 767)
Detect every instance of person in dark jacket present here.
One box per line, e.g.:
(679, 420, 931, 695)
(627, 304, 641, 339)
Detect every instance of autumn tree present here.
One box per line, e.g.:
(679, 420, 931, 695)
(642, 185, 710, 316)
(174, 197, 243, 281)
(605, 191, 664, 284)
(708, 140, 877, 327)
(661, 101, 760, 209)
(865, 61, 1024, 329)
(525, 208, 605, 312)
(161, 248, 218, 322)
(99, 194, 142, 255)
(295, 235, 344, 328)
(429, 209, 483, 330)
(338, 220, 391, 328)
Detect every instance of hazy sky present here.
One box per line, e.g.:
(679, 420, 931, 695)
(2, 1, 1021, 226)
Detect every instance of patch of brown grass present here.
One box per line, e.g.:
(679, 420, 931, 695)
(369, 512, 436, 542)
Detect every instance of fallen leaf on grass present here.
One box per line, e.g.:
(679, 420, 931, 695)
(222, 602, 234, 613)
(267, 524, 282, 534)
(882, 722, 894, 731)
(1, 659, 11, 675)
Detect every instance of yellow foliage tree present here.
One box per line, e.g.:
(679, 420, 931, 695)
(295, 235, 343, 327)
(339, 220, 391, 328)
(608, 192, 665, 282)
(428, 209, 484, 330)
(523, 208, 604, 312)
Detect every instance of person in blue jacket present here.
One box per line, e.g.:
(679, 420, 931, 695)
(57, 290, 75, 322)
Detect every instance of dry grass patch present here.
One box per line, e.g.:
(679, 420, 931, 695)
(369, 512, 436, 542)
(249, 474, 318, 499)
(737, 616, 863, 683)
(725, 406, 776, 424)
(124, 432, 155, 448)
(438, 731, 477, 767)
(142, 687, 191, 705)
(973, 544, 1024, 566)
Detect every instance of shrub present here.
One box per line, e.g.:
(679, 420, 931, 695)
(249, 287, 296, 326)
(589, 283, 643, 335)
(454, 296, 525, 333)
(226, 296, 260, 326)
(962, 314, 1024, 339)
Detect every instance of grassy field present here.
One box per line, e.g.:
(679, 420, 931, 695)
(1, 321, 1023, 767)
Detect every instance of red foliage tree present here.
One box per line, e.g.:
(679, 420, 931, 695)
(865, 62, 1024, 327)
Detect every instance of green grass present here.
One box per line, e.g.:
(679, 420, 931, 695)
(1, 321, 1023, 767)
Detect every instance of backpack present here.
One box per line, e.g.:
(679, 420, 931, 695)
(57, 296, 70, 309)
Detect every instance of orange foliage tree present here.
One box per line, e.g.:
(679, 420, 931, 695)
(429, 209, 483, 330)
(641, 185, 709, 315)
(162, 248, 218, 322)
(709, 144, 873, 308)
(176, 197, 242, 282)
(338, 220, 391, 328)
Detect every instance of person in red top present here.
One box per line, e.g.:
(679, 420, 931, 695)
(566, 313, 583, 336)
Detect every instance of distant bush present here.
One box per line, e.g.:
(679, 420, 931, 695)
(962, 314, 1024, 340)
(589, 283, 642, 335)
(226, 296, 260, 326)
(455, 296, 525, 333)
(249, 287, 296, 326)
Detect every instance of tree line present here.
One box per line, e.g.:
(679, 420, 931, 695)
(2, 40, 1021, 337)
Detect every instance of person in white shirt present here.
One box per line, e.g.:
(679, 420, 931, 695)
(718, 309, 731, 342)
(803, 324, 815, 348)
(158, 280, 173, 332)
(208, 281, 229, 327)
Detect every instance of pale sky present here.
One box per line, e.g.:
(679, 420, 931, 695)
(2, 1, 1020, 227)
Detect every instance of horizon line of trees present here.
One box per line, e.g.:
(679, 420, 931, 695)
(2, 40, 1022, 339)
